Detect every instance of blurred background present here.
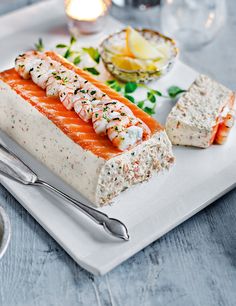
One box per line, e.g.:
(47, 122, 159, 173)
(0, 0, 40, 15)
(0, 0, 233, 87)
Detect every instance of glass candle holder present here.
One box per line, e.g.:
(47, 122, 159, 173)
(65, 0, 111, 35)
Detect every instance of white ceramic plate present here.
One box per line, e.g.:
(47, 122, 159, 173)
(0, 0, 236, 275)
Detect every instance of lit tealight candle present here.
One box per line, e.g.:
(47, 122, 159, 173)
(65, 0, 111, 35)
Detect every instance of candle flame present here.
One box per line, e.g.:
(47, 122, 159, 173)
(66, 0, 109, 21)
(205, 12, 215, 28)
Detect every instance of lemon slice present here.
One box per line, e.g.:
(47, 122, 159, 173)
(109, 44, 130, 56)
(112, 55, 144, 71)
(146, 62, 158, 71)
(126, 26, 164, 60)
(156, 43, 170, 58)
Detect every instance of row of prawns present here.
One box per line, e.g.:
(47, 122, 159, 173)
(15, 51, 151, 151)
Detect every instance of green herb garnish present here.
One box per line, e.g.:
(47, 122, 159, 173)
(73, 56, 81, 65)
(106, 80, 116, 85)
(64, 49, 74, 59)
(106, 79, 185, 115)
(137, 101, 145, 108)
(83, 67, 100, 75)
(56, 44, 68, 49)
(70, 36, 77, 45)
(124, 82, 137, 93)
(124, 94, 135, 103)
(147, 92, 156, 103)
(143, 106, 156, 115)
(35, 38, 44, 52)
(55, 36, 80, 61)
(82, 47, 100, 64)
(168, 86, 186, 98)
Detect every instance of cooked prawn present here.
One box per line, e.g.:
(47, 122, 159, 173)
(82, 81, 108, 100)
(59, 83, 77, 110)
(15, 51, 41, 79)
(45, 68, 72, 97)
(106, 115, 151, 151)
(72, 91, 100, 122)
(30, 59, 59, 89)
(58, 74, 83, 110)
(92, 100, 134, 135)
(74, 99, 93, 122)
(214, 110, 235, 144)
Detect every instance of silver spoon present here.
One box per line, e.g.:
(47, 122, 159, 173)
(0, 143, 129, 241)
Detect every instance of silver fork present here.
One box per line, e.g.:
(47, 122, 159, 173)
(0, 143, 129, 241)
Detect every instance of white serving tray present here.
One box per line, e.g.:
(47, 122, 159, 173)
(0, 0, 236, 275)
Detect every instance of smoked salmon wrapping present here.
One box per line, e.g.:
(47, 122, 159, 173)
(0, 51, 174, 206)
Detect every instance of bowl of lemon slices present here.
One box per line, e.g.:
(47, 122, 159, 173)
(100, 27, 178, 83)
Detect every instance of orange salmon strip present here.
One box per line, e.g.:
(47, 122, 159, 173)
(210, 94, 235, 145)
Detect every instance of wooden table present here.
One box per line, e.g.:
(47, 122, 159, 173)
(0, 1, 236, 305)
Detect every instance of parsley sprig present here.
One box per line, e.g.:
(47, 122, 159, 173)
(56, 36, 81, 65)
(106, 80, 185, 115)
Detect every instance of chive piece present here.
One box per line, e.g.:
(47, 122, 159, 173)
(74, 88, 80, 95)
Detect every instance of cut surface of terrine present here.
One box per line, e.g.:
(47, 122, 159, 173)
(166, 74, 235, 148)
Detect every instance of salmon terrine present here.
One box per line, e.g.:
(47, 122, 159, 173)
(166, 74, 235, 148)
(0, 51, 174, 206)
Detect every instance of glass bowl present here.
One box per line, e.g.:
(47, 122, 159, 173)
(100, 28, 178, 83)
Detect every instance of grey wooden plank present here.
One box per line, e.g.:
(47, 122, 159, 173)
(0, 0, 236, 306)
(0, 0, 45, 16)
(0, 185, 236, 306)
(0, 0, 29, 15)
